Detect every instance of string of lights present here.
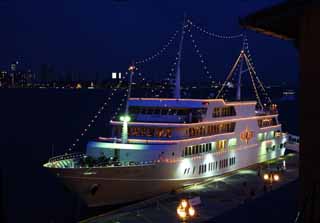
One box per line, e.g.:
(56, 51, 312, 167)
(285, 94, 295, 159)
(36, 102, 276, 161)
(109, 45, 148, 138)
(186, 23, 214, 85)
(134, 29, 180, 65)
(243, 36, 272, 104)
(111, 72, 129, 120)
(158, 48, 181, 97)
(244, 55, 264, 109)
(216, 52, 243, 99)
(111, 89, 128, 120)
(187, 19, 243, 40)
(67, 72, 128, 152)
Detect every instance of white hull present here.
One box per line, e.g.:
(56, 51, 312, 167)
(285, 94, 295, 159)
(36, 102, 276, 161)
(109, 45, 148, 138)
(49, 144, 286, 207)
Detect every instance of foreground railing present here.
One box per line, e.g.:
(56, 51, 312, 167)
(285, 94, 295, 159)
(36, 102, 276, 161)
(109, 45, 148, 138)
(49, 152, 84, 163)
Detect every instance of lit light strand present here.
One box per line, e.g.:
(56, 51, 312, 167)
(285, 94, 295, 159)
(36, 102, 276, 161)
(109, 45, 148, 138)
(159, 50, 181, 97)
(135, 29, 180, 65)
(187, 19, 243, 39)
(67, 72, 128, 152)
(244, 54, 264, 109)
(243, 36, 272, 104)
(216, 52, 243, 99)
(186, 24, 214, 89)
(111, 73, 129, 120)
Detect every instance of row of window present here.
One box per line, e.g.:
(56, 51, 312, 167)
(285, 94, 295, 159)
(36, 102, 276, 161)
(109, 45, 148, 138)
(182, 143, 213, 157)
(212, 106, 236, 117)
(183, 157, 236, 176)
(129, 106, 207, 117)
(266, 143, 285, 152)
(182, 139, 237, 157)
(257, 118, 278, 128)
(128, 127, 172, 138)
(257, 131, 276, 141)
(187, 122, 236, 137)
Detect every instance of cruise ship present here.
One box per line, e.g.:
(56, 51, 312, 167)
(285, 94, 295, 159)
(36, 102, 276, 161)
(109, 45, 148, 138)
(44, 95, 287, 207)
(43, 23, 288, 207)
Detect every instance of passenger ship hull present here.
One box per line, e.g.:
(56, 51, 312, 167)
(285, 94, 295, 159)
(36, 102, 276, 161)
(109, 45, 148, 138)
(49, 143, 286, 207)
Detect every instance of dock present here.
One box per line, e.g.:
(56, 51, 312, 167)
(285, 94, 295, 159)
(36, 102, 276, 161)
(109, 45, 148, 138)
(80, 153, 299, 223)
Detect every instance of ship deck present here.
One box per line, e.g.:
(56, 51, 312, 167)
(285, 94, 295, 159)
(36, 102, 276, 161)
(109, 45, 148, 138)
(79, 152, 299, 223)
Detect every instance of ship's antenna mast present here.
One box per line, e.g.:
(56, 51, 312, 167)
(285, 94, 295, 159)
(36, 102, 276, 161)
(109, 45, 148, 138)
(121, 62, 135, 144)
(174, 13, 187, 99)
(126, 62, 135, 115)
(236, 34, 246, 101)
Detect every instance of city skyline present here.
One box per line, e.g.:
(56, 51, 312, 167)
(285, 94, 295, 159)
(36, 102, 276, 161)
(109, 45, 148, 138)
(4, 0, 298, 85)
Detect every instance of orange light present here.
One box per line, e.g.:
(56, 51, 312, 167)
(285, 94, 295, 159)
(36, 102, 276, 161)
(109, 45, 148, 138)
(177, 205, 187, 218)
(274, 174, 280, 181)
(181, 199, 188, 208)
(188, 206, 196, 217)
(263, 173, 269, 180)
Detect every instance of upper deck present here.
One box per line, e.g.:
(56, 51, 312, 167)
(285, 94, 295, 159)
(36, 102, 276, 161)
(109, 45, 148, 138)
(112, 98, 275, 125)
(110, 98, 279, 140)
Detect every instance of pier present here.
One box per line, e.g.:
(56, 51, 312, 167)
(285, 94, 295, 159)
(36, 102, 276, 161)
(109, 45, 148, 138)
(80, 152, 298, 223)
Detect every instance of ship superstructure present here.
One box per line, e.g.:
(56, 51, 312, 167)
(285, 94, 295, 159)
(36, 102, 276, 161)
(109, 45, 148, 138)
(44, 97, 287, 207)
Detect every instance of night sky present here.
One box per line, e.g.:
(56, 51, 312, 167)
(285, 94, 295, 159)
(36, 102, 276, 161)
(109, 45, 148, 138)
(4, 0, 298, 84)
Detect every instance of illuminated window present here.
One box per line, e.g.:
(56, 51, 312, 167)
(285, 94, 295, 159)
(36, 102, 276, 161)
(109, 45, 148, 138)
(228, 138, 237, 148)
(212, 106, 236, 117)
(269, 131, 275, 139)
(258, 117, 277, 128)
(257, 133, 263, 141)
(217, 140, 226, 151)
(275, 131, 281, 137)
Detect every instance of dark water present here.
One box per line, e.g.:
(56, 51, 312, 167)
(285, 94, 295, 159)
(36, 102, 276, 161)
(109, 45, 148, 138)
(0, 89, 299, 223)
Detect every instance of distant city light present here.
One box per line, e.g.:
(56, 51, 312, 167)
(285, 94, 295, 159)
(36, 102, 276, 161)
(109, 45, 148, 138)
(112, 72, 122, 79)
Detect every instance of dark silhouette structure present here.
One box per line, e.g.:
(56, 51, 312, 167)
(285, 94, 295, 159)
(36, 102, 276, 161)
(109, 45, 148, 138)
(1, 169, 7, 223)
(240, 0, 320, 222)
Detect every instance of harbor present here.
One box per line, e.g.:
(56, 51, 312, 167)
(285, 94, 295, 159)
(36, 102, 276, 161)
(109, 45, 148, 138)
(80, 152, 298, 223)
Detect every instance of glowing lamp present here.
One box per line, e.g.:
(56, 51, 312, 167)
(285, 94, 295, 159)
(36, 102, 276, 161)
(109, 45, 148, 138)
(177, 205, 187, 218)
(188, 206, 196, 217)
(181, 199, 188, 208)
(263, 173, 269, 180)
(120, 115, 131, 122)
(128, 65, 136, 72)
(273, 174, 280, 181)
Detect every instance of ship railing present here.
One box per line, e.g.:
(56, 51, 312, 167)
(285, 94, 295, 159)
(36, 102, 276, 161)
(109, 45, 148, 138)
(287, 134, 300, 144)
(49, 152, 84, 163)
(255, 110, 278, 116)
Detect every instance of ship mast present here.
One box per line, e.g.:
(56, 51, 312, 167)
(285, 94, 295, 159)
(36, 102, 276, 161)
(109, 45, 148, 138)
(174, 14, 187, 99)
(236, 35, 246, 101)
(120, 63, 135, 144)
